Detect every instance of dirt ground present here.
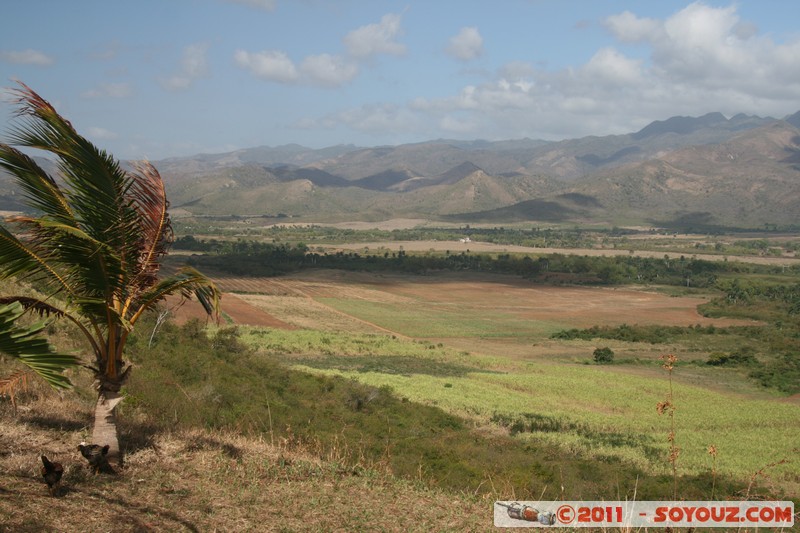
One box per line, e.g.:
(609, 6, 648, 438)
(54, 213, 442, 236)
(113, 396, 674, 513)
(165, 292, 296, 329)
(169, 270, 755, 332)
(366, 272, 751, 328)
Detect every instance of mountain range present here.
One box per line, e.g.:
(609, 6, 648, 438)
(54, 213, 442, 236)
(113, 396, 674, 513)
(3, 111, 800, 229)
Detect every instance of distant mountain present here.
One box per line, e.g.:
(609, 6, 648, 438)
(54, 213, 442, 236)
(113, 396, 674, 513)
(632, 112, 729, 139)
(514, 112, 777, 180)
(569, 121, 800, 227)
(784, 110, 800, 129)
(2, 111, 799, 229)
(155, 144, 362, 181)
(448, 193, 604, 224)
(141, 109, 800, 230)
(154, 111, 778, 184)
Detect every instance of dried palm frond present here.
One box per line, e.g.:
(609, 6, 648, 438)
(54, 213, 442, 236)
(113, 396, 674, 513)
(0, 370, 30, 415)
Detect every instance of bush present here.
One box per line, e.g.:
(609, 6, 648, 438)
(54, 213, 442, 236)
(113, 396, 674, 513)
(593, 347, 614, 364)
(706, 347, 758, 367)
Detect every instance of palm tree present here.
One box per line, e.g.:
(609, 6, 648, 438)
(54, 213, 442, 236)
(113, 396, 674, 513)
(0, 83, 220, 466)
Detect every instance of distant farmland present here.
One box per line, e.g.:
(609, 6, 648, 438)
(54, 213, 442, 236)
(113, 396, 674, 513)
(171, 269, 799, 499)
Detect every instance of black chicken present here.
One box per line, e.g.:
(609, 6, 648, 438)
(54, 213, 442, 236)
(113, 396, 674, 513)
(40, 455, 63, 496)
(77, 443, 113, 474)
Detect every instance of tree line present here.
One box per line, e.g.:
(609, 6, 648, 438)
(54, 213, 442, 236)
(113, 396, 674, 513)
(175, 236, 794, 289)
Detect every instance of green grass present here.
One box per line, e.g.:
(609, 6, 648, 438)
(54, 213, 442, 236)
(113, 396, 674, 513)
(125, 321, 728, 500)
(317, 297, 565, 338)
(232, 323, 799, 499)
(285, 358, 799, 486)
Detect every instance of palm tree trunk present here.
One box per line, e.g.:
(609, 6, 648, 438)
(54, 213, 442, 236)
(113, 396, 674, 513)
(91, 390, 123, 467)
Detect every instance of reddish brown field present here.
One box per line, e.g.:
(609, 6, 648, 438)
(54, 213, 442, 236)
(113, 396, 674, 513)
(166, 292, 296, 329)
(367, 273, 750, 328)
(169, 270, 755, 331)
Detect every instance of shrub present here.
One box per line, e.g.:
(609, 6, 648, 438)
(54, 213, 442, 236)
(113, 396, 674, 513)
(593, 347, 615, 364)
(706, 347, 758, 367)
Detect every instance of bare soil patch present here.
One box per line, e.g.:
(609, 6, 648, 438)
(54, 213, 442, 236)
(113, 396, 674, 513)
(165, 293, 296, 329)
(171, 269, 755, 333)
(318, 270, 755, 329)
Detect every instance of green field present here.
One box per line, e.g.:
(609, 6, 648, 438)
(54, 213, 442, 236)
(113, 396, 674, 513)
(230, 270, 800, 499)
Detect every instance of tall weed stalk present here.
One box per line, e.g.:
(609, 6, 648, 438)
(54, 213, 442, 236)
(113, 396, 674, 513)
(657, 353, 679, 500)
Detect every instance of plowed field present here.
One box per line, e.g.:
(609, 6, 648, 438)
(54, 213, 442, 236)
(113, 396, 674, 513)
(170, 270, 755, 334)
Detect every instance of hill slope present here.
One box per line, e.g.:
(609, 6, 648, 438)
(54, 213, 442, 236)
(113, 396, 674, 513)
(572, 121, 800, 227)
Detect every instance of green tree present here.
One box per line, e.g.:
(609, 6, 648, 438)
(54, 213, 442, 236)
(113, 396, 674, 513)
(0, 83, 220, 466)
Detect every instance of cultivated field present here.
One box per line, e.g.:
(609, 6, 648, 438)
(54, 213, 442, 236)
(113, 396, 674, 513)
(173, 269, 800, 499)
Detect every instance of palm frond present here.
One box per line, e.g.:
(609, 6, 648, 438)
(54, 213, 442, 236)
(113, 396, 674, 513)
(5, 82, 136, 299)
(1, 83, 219, 389)
(0, 143, 73, 221)
(0, 224, 72, 294)
(127, 161, 172, 294)
(0, 296, 67, 319)
(19, 216, 124, 298)
(0, 302, 78, 390)
(128, 267, 220, 326)
(0, 370, 30, 414)
(0, 295, 102, 358)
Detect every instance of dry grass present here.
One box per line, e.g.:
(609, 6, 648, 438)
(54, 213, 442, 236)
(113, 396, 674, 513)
(0, 394, 489, 532)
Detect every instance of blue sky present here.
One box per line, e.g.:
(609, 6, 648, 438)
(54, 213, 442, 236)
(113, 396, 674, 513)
(2, 0, 800, 160)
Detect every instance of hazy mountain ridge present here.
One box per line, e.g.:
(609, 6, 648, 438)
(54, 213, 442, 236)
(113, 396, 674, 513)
(1, 112, 798, 228)
(565, 122, 800, 227)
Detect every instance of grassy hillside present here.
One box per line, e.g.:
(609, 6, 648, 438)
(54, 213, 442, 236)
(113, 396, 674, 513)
(125, 320, 740, 500)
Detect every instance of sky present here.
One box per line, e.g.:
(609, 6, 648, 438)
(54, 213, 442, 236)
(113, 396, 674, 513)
(2, 0, 800, 161)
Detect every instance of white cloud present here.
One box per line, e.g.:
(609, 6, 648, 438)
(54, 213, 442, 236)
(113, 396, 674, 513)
(82, 82, 133, 99)
(323, 2, 800, 144)
(300, 103, 422, 136)
(607, 2, 800, 99)
(439, 115, 477, 134)
(226, 0, 276, 11)
(87, 127, 118, 140)
(234, 50, 359, 87)
(0, 49, 54, 66)
(236, 12, 408, 89)
(300, 54, 359, 87)
(446, 27, 484, 61)
(161, 43, 210, 91)
(343, 13, 406, 59)
(234, 49, 299, 83)
(604, 11, 660, 43)
(583, 47, 643, 86)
